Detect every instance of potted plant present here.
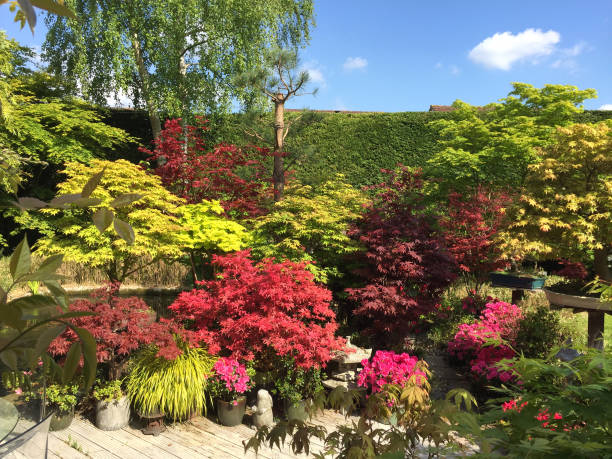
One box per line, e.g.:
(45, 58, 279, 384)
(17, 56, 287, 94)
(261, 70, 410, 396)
(489, 267, 547, 290)
(45, 383, 79, 431)
(274, 357, 324, 422)
(92, 379, 130, 431)
(126, 342, 216, 425)
(209, 357, 252, 426)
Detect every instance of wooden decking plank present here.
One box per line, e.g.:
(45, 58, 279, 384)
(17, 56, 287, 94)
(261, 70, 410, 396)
(69, 420, 150, 458)
(119, 423, 208, 459)
(51, 428, 118, 458)
(166, 423, 245, 458)
(47, 434, 90, 458)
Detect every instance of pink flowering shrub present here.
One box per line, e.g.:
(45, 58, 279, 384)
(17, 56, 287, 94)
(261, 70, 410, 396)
(448, 301, 522, 382)
(357, 350, 427, 394)
(209, 358, 251, 402)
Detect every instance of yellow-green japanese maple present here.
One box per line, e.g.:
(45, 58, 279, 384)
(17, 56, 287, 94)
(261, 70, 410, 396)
(250, 176, 369, 283)
(176, 200, 250, 282)
(28, 159, 185, 282)
(500, 122, 612, 280)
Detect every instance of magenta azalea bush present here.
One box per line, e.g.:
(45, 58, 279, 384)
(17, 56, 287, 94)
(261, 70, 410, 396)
(209, 358, 251, 402)
(357, 350, 427, 394)
(448, 301, 522, 382)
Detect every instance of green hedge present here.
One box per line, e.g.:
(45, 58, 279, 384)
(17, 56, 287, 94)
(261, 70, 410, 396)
(109, 109, 612, 188)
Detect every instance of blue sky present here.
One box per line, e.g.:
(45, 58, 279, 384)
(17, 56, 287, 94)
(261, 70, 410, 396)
(3, 0, 612, 112)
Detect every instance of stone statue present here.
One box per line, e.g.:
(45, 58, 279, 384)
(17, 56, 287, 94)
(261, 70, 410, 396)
(251, 389, 274, 428)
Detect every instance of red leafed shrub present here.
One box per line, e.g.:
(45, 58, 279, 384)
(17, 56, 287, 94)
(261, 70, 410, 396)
(440, 187, 511, 288)
(554, 259, 588, 280)
(346, 167, 457, 344)
(141, 117, 270, 217)
(49, 284, 199, 379)
(168, 250, 345, 369)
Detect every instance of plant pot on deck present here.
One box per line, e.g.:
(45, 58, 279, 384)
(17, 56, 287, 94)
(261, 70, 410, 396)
(136, 407, 166, 436)
(216, 397, 246, 427)
(489, 272, 546, 290)
(285, 399, 308, 422)
(95, 395, 130, 431)
(50, 407, 75, 431)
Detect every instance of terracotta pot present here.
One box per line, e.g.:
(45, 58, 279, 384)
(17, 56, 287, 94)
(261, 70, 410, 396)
(216, 397, 246, 426)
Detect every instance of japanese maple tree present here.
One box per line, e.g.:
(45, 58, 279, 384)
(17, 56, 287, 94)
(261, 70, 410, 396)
(141, 117, 270, 218)
(440, 187, 511, 291)
(49, 284, 199, 380)
(346, 167, 457, 344)
(169, 250, 345, 369)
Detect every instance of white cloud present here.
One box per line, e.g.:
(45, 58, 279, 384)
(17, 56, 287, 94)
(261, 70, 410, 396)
(599, 104, 612, 110)
(301, 61, 326, 87)
(469, 28, 560, 70)
(343, 56, 368, 71)
(551, 41, 587, 72)
(450, 65, 461, 76)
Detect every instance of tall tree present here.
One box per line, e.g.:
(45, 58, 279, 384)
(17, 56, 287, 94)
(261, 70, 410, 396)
(236, 47, 316, 200)
(42, 0, 314, 139)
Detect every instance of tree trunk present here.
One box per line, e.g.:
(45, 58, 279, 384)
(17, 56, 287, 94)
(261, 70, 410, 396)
(131, 32, 161, 139)
(272, 96, 285, 201)
(593, 248, 610, 281)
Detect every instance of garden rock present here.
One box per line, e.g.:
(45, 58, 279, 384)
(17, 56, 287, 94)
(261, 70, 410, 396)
(251, 389, 273, 428)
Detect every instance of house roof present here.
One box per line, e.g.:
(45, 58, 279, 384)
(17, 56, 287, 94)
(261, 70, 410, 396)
(428, 105, 455, 112)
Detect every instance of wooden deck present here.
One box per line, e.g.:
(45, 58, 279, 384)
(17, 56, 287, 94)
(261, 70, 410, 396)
(9, 410, 350, 458)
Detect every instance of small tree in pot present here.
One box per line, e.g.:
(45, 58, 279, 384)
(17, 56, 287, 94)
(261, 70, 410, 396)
(209, 358, 253, 427)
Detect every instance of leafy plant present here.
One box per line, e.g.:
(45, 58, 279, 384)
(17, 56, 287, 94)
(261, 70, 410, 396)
(143, 118, 270, 217)
(45, 383, 79, 413)
(48, 283, 191, 381)
(357, 351, 427, 395)
(16, 159, 185, 282)
(451, 350, 612, 458)
(92, 379, 124, 401)
(208, 358, 252, 402)
(499, 122, 612, 280)
(251, 176, 368, 283)
(346, 167, 457, 345)
(515, 307, 563, 358)
(169, 250, 346, 369)
(125, 343, 216, 420)
(273, 357, 324, 406)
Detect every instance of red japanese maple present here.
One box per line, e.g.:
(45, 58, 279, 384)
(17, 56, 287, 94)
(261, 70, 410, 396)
(168, 251, 345, 369)
(440, 187, 511, 288)
(141, 117, 270, 217)
(346, 167, 457, 343)
(49, 284, 199, 379)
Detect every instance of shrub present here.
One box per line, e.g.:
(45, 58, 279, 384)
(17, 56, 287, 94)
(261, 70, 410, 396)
(169, 250, 345, 369)
(273, 357, 324, 406)
(142, 117, 269, 218)
(250, 176, 368, 283)
(515, 307, 563, 358)
(49, 284, 195, 380)
(346, 167, 457, 344)
(448, 301, 522, 383)
(357, 351, 427, 395)
(208, 358, 252, 402)
(452, 350, 612, 458)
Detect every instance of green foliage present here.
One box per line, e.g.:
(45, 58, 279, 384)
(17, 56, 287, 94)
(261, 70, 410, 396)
(499, 122, 612, 264)
(0, 237, 97, 389)
(273, 357, 324, 406)
(425, 83, 598, 194)
(452, 350, 612, 458)
(45, 383, 79, 413)
(178, 201, 249, 254)
(92, 379, 124, 401)
(424, 294, 475, 350)
(515, 307, 563, 358)
(250, 177, 368, 283)
(246, 373, 469, 458)
(17, 159, 185, 282)
(126, 344, 217, 421)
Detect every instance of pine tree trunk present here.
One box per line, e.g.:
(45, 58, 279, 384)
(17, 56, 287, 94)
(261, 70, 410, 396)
(273, 96, 285, 201)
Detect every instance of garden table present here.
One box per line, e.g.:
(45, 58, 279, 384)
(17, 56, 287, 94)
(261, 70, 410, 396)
(0, 398, 19, 443)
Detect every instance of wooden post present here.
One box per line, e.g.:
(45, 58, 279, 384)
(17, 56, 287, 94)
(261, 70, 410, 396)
(587, 311, 605, 350)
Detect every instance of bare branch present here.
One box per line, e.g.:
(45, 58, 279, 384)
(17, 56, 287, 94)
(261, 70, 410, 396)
(244, 128, 269, 145)
(282, 113, 304, 141)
